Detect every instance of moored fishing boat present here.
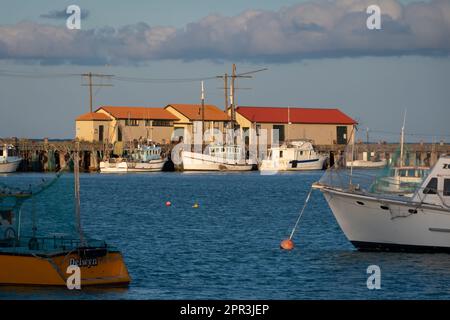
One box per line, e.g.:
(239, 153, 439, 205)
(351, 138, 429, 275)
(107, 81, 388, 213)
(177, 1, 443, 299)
(182, 144, 254, 171)
(259, 140, 327, 171)
(0, 144, 22, 173)
(371, 112, 430, 195)
(345, 159, 387, 168)
(100, 144, 165, 173)
(371, 166, 429, 196)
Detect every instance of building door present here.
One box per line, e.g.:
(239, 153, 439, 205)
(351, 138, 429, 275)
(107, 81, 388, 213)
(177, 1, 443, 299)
(118, 126, 123, 142)
(99, 125, 104, 142)
(337, 126, 348, 145)
(273, 125, 285, 143)
(243, 127, 249, 145)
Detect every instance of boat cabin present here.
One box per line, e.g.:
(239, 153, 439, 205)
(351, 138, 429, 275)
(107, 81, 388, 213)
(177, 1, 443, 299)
(412, 155, 450, 207)
(208, 145, 245, 160)
(130, 145, 162, 162)
(267, 141, 319, 161)
(0, 145, 19, 162)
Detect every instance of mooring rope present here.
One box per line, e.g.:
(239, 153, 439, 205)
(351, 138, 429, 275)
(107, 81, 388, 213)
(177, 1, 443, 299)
(289, 188, 313, 240)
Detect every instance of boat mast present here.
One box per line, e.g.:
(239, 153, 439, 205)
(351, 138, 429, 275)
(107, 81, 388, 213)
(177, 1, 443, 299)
(74, 141, 85, 246)
(400, 109, 407, 167)
(201, 81, 205, 149)
(349, 126, 356, 186)
(366, 127, 370, 160)
(230, 64, 236, 145)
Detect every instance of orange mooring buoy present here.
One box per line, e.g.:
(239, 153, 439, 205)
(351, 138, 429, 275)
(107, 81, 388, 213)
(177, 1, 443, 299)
(166, 201, 172, 207)
(280, 238, 295, 250)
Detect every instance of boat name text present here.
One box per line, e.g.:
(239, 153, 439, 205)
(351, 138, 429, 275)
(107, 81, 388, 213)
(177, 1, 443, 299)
(70, 257, 98, 268)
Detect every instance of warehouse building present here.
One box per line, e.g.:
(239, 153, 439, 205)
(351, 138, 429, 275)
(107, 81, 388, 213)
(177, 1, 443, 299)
(75, 106, 179, 144)
(234, 106, 357, 145)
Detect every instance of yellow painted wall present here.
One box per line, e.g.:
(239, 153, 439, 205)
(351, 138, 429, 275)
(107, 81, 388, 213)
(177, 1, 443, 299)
(75, 120, 111, 142)
(116, 119, 174, 144)
(166, 106, 227, 144)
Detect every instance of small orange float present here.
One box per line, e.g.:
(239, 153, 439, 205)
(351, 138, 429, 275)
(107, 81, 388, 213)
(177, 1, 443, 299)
(280, 239, 294, 250)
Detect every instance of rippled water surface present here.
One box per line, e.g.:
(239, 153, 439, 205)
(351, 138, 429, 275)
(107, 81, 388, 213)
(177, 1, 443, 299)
(1, 171, 450, 300)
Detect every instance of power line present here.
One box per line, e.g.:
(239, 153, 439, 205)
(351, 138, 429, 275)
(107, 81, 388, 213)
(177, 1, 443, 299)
(81, 72, 114, 113)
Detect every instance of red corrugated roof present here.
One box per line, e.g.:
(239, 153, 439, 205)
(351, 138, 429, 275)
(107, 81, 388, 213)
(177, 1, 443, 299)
(166, 104, 229, 121)
(76, 112, 112, 121)
(97, 106, 179, 120)
(236, 106, 357, 124)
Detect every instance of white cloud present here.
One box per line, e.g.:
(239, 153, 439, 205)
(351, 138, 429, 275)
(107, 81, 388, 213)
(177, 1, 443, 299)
(0, 0, 449, 65)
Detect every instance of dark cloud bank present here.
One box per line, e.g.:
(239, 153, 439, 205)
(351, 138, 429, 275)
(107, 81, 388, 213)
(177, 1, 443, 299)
(1, 0, 449, 65)
(40, 8, 90, 20)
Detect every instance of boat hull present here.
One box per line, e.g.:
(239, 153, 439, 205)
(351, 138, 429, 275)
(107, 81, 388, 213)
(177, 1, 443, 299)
(100, 159, 165, 173)
(182, 151, 253, 171)
(0, 250, 130, 286)
(320, 187, 450, 252)
(260, 157, 326, 171)
(0, 159, 21, 173)
(346, 159, 387, 168)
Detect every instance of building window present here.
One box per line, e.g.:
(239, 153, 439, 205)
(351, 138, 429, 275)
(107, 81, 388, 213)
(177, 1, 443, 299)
(273, 125, 285, 143)
(444, 179, 450, 197)
(256, 124, 261, 136)
(145, 120, 152, 126)
(337, 126, 348, 145)
(153, 120, 173, 127)
(125, 119, 139, 126)
(423, 178, 438, 195)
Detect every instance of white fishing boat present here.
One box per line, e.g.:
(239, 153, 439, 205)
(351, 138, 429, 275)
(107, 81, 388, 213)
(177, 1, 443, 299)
(346, 158, 387, 168)
(100, 145, 165, 173)
(182, 144, 254, 171)
(372, 166, 429, 196)
(0, 144, 22, 173)
(371, 110, 429, 195)
(313, 155, 450, 252)
(260, 140, 327, 171)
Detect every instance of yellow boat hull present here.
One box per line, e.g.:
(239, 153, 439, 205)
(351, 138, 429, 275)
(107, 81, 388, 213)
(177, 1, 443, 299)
(0, 251, 131, 286)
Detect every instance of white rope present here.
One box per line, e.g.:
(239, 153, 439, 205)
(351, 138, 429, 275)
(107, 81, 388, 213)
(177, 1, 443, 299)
(289, 188, 313, 240)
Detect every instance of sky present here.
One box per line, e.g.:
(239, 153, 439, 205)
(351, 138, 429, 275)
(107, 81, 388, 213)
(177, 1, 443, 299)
(0, 0, 449, 142)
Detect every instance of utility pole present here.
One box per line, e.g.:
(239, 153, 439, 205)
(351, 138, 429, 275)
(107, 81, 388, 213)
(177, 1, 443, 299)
(81, 72, 114, 113)
(217, 65, 268, 130)
(220, 73, 228, 112)
(366, 127, 370, 161)
(231, 64, 236, 129)
(201, 81, 205, 144)
(216, 65, 267, 147)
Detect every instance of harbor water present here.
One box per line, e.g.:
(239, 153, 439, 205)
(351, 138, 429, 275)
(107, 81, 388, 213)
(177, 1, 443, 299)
(1, 171, 450, 300)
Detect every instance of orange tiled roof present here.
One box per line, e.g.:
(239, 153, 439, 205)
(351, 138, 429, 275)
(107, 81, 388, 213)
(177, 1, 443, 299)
(166, 104, 229, 121)
(76, 112, 112, 121)
(97, 106, 179, 120)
